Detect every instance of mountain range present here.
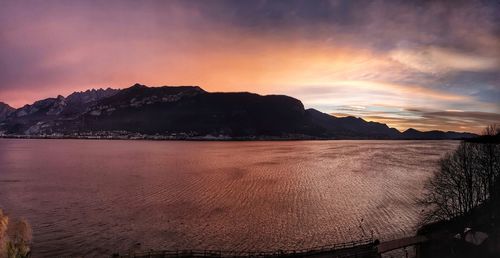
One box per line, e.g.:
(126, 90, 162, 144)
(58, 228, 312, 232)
(0, 83, 477, 140)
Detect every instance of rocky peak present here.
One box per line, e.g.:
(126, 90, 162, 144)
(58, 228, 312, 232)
(131, 83, 147, 89)
(66, 88, 118, 104)
(0, 102, 15, 121)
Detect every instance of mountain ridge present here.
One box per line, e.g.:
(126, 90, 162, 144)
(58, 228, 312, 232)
(0, 84, 477, 140)
(0, 102, 15, 122)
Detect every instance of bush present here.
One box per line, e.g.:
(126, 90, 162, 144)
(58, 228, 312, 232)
(0, 210, 8, 258)
(0, 210, 31, 258)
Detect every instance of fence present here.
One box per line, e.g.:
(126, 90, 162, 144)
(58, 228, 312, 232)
(115, 238, 377, 257)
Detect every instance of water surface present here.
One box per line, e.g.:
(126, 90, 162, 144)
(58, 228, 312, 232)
(0, 139, 458, 257)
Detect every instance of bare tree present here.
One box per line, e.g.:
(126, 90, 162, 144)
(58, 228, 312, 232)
(423, 125, 500, 222)
(483, 124, 499, 137)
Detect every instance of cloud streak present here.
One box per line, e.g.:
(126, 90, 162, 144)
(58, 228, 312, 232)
(390, 46, 499, 74)
(362, 111, 500, 134)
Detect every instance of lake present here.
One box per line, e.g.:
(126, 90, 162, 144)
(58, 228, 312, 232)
(0, 139, 458, 257)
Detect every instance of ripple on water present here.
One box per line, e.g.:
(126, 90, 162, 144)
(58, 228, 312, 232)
(0, 139, 458, 257)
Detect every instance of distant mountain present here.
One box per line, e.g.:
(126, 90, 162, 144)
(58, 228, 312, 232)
(0, 102, 15, 122)
(64, 84, 317, 137)
(0, 84, 477, 140)
(306, 108, 401, 139)
(401, 128, 476, 140)
(63, 88, 119, 117)
(1, 88, 118, 134)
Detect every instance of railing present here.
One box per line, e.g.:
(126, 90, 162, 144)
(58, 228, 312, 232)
(377, 235, 428, 253)
(115, 238, 376, 257)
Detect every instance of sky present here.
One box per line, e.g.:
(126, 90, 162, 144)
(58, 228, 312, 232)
(0, 0, 499, 133)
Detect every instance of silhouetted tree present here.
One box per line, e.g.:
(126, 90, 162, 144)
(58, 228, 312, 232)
(479, 124, 500, 203)
(422, 125, 500, 222)
(483, 124, 500, 137)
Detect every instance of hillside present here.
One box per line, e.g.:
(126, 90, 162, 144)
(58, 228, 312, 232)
(0, 84, 477, 140)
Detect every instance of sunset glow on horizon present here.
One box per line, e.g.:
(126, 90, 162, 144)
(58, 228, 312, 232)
(0, 0, 498, 133)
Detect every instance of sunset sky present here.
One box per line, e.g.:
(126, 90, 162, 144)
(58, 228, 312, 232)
(0, 0, 499, 133)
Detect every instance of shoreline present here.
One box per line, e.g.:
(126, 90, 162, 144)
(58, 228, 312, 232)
(0, 134, 463, 141)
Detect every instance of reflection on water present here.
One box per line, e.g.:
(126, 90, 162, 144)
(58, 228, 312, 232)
(0, 139, 458, 257)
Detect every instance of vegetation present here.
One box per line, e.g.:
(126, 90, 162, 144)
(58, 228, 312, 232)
(422, 124, 500, 222)
(0, 209, 31, 258)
